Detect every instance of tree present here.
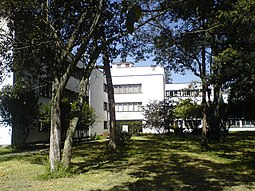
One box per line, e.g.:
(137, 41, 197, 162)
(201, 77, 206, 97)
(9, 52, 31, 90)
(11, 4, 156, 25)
(217, 0, 255, 110)
(0, 84, 39, 149)
(0, 0, 105, 171)
(62, 98, 97, 168)
(143, 100, 175, 134)
(126, 0, 255, 146)
(174, 99, 202, 131)
(0, 0, 174, 170)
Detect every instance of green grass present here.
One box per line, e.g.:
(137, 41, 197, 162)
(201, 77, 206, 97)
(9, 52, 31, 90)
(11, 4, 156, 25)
(0, 132, 254, 191)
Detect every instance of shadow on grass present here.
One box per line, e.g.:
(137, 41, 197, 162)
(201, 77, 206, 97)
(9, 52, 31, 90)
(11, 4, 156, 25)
(87, 134, 255, 191)
(0, 143, 49, 164)
(1, 132, 254, 190)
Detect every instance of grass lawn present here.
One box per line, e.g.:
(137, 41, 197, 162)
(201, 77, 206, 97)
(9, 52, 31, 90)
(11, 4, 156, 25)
(0, 132, 254, 191)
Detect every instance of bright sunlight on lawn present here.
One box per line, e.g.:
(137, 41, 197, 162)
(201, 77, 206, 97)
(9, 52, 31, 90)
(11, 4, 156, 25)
(0, 132, 254, 191)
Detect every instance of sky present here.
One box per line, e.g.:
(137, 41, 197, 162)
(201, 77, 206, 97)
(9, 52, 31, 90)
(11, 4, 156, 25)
(0, 72, 13, 89)
(119, 57, 201, 83)
(0, 57, 200, 89)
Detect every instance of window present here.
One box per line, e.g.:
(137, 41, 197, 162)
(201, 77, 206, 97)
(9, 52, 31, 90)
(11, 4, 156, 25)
(123, 103, 128, 111)
(113, 84, 142, 94)
(104, 121, 108, 129)
(103, 102, 108, 110)
(115, 102, 143, 112)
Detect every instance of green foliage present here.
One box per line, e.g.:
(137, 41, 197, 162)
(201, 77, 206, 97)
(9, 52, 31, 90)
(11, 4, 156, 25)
(71, 101, 97, 132)
(174, 99, 202, 120)
(0, 84, 38, 128)
(143, 100, 175, 130)
(60, 98, 72, 133)
(39, 103, 51, 131)
(39, 100, 97, 135)
(116, 121, 142, 135)
(116, 130, 132, 149)
(39, 162, 74, 180)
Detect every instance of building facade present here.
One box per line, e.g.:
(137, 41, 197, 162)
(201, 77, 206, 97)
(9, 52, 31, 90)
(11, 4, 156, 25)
(111, 62, 166, 133)
(25, 66, 109, 143)
(165, 82, 203, 104)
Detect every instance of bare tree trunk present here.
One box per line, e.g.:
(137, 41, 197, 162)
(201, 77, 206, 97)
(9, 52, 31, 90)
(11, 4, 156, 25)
(62, 117, 78, 168)
(61, 56, 97, 169)
(102, 43, 117, 152)
(49, 77, 62, 172)
(61, 76, 90, 169)
(201, 81, 208, 148)
(210, 83, 221, 141)
(201, 41, 208, 148)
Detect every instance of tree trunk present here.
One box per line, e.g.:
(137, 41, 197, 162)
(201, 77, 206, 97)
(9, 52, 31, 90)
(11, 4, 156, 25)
(103, 45, 117, 152)
(49, 77, 62, 172)
(62, 117, 78, 169)
(210, 83, 221, 141)
(201, 81, 208, 148)
(61, 75, 90, 169)
(200, 38, 208, 148)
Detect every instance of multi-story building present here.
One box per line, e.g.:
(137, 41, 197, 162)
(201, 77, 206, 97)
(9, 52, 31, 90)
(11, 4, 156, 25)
(165, 82, 203, 104)
(25, 65, 109, 143)
(165, 82, 255, 131)
(111, 62, 166, 133)
(1, 58, 254, 145)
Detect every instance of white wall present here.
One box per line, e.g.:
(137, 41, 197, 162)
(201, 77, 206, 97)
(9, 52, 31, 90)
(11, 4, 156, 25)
(88, 69, 109, 136)
(111, 63, 165, 122)
(165, 82, 203, 103)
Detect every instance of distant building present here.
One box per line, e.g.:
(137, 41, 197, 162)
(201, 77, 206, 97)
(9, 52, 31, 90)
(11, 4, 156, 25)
(165, 82, 255, 131)
(111, 62, 166, 133)
(165, 82, 203, 104)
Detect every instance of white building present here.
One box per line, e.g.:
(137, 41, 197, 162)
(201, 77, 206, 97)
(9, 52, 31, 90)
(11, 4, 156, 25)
(111, 62, 166, 133)
(165, 82, 203, 104)
(165, 82, 255, 131)
(64, 65, 109, 136)
(25, 66, 109, 143)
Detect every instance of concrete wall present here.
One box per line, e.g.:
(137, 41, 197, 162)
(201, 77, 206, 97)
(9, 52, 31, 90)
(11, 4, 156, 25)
(25, 68, 109, 143)
(88, 69, 109, 136)
(111, 62, 165, 123)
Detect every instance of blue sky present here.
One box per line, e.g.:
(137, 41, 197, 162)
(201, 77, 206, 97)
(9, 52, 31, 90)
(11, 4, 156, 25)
(119, 57, 201, 83)
(0, 57, 201, 88)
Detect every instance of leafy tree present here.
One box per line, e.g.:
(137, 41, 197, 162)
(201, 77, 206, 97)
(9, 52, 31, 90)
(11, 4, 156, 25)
(174, 99, 202, 129)
(116, 121, 143, 135)
(39, 98, 97, 168)
(1, 0, 106, 171)
(125, 0, 254, 145)
(217, 0, 255, 115)
(0, 84, 38, 149)
(62, 100, 97, 168)
(143, 100, 175, 133)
